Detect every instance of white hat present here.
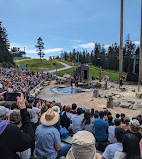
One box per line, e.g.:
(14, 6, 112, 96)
(130, 119, 140, 127)
(0, 106, 9, 117)
(66, 131, 96, 159)
(52, 106, 60, 114)
(40, 109, 59, 126)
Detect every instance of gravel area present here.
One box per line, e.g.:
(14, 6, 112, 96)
(37, 82, 142, 118)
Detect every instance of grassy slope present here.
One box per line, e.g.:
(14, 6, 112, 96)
(56, 60, 127, 81)
(16, 59, 64, 71)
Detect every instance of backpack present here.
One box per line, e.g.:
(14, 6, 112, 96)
(60, 112, 70, 129)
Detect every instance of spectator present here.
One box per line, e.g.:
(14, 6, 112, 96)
(114, 133, 141, 159)
(115, 114, 120, 120)
(41, 105, 48, 115)
(120, 117, 130, 132)
(60, 106, 71, 129)
(34, 109, 71, 159)
(94, 112, 99, 119)
(71, 107, 83, 134)
(0, 93, 34, 159)
(91, 108, 95, 119)
(52, 100, 56, 107)
(82, 112, 94, 134)
(129, 119, 142, 142)
(70, 103, 77, 114)
(121, 113, 125, 120)
(66, 131, 102, 159)
(102, 127, 126, 159)
(46, 102, 51, 109)
(10, 110, 31, 159)
(108, 115, 113, 126)
(108, 119, 121, 144)
(94, 111, 109, 142)
(64, 105, 72, 120)
(29, 98, 40, 127)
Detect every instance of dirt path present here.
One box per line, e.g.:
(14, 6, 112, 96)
(48, 61, 72, 73)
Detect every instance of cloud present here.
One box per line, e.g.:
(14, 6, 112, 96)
(104, 45, 111, 48)
(133, 41, 140, 45)
(72, 40, 82, 43)
(10, 42, 64, 54)
(26, 48, 64, 54)
(10, 42, 25, 48)
(77, 42, 95, 49)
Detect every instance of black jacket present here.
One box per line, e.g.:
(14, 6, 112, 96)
(0, 109, 34, 159)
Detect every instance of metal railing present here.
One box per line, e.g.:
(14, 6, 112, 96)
(30, 79, 46, 96)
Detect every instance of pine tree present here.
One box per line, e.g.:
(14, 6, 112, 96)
(0, 22, 14, 67)
(35, 37, 45, 63)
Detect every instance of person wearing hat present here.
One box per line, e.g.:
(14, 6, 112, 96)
(128, 119, 142, 142)
(34, 108, 71, 159)
(66, 131, 102, 159)
(0, 93, 34, 159)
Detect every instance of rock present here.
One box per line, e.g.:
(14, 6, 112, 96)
(120, 103, 132, 109)
(107, 85, 111, 89)
(99, 93, 106, 98)
(129, 105, 133, 110)
(113, 100, 121, 107)
(128, 101, 135, 104)
(132, 89, 136, 92)
(116, 95, 121, 98)
(111, 93, 115, 96)
(132, 102, 142, 110)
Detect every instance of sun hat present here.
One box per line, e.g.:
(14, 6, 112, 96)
(10, 110, 21, 124)
(66, 131, 97, 159)
(130, 119, 140, 127)
(0, 106, 9, 117)
(52, 106, 60, 114)
(40, 108, 60, 126)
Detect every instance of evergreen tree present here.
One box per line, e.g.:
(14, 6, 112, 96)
(124, 34, 136, 72)
(0, 22, 14, 67)
(35, 37, 45, 63)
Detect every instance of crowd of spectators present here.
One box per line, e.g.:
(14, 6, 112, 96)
(0, 67, 49, 95)
(0, 68, 141, 159)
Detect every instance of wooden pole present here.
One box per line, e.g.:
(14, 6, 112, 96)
(138, 0, 142, 92)
(119, 0, 123, 79)
(99, 66, 102, 82)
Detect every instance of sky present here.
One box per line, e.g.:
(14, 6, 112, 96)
(0, 0, 141, 59)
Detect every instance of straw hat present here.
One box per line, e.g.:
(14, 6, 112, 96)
(40, 108, 59, 126)
(66, 131, 96, 159)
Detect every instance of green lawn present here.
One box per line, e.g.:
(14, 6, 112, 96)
(55, 60, 127, 81)
(16, 59, 64, 71)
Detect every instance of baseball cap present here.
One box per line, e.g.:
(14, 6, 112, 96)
(130, 119, 140, 127)
(0, 106, 9, 117)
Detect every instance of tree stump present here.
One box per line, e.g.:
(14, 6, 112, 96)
(107, 97, 113, 108)
(93, 90, 99, 98)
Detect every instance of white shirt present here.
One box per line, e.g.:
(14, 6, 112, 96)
(31, 107, 40, 123)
